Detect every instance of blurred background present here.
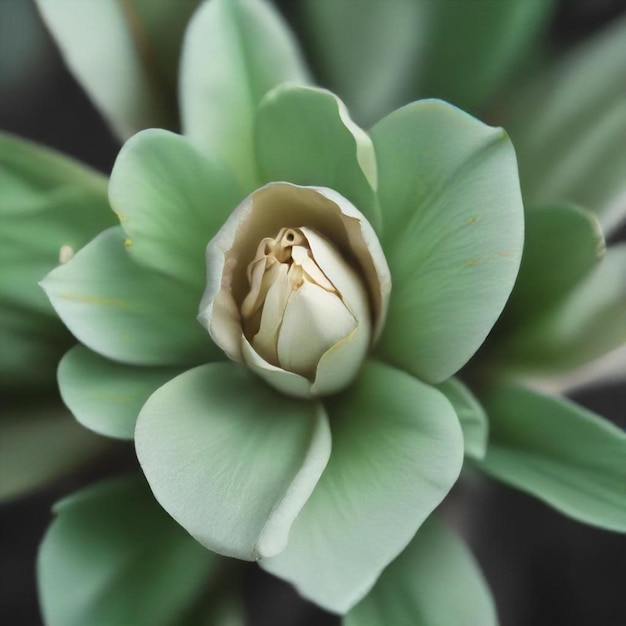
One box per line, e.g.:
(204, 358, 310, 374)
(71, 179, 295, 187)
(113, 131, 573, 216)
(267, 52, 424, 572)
(1, 0, 625, 624)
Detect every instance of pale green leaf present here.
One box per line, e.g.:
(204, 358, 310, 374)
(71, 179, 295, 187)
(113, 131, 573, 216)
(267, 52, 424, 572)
(371, 100, 524, 384)
(261, 360, 463, 614)
(479, 384, 626, 532)
(135, 362, 331, 561)
(180, 0, 309, 189)
(59, 345, 182, 440)
(41, 227, 218, 367)
(38, 476, 217, 626)
(345, 516, 497, 626)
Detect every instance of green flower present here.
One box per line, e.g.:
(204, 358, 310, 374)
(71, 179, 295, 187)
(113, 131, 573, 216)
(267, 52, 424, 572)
(39, 0, 525, 616)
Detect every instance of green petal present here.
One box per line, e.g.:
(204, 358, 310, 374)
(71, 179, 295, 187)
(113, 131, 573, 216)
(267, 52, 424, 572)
(255, 84, 380, 230)
(437, 378, 489, 460)
(34, 0, 196, 138)
(504, 15, 626, 234)
(261, 360, 463, 614)
(501, 244, 626, 374)
(109, 129, 242, 289)
(412, 0, 555, 114)
(135, 362, 331, 560)
(41, 227, 217, 367)
(38, 476, 217, 626)
(371, 100, 524, 384)
(497, 204, 605, 333)
(180, 0, 309, 190)
(58, 345, 182, 440)
(0, 132, 113, 315)
(0, 405, 107, 501)
(301, 0, 422, 126)
(345, 516, 497, 626)
(478, 384, 626, 532)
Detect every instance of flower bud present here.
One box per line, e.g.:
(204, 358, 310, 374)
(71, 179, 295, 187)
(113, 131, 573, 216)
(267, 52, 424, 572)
(199, 183, 391, 398)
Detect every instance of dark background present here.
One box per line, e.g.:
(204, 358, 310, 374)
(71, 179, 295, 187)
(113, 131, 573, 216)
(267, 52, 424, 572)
(1, 1, 625, 624)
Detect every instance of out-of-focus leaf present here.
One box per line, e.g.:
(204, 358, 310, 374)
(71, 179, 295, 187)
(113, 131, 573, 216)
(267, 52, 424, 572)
(302, 0, 422, 126)
(38, 476, 217, 626)
(345, 516, 497, 626)
(479, 384, 626, 532)
(503, 15, 626, 233)
(35, 0, 199, 138)
(0, 405, 108, 501)
(500, 244, 626, 374)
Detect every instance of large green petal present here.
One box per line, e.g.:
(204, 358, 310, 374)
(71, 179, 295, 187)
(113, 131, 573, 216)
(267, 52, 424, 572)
(478, 384, 626, 532)
(109, 129, 242, 289)
(180, 0, 309, 190)
(0, 132, 113, 315)
(261, 360, 463, 614)
(41, 227, 217, 366)
(437, 378, 489, 460)
(38, 476, 217, 626)
(58, 345, 182, 440)
(500, 244, 626, 374)
(0, 405, 108, 501)
(497, 204, 605, 333)
(503, 15, 626, 233)
(301, 0, 421, 127)
(255, 84, 380, 230)
(35, 0, 198, 138)
(371, 100, 524, 384)
(135, 362, 331, 561)
(345, 516, 497, 626)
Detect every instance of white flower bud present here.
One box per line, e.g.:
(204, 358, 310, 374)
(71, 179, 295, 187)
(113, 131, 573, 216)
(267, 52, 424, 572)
(199, 183, 391, 398)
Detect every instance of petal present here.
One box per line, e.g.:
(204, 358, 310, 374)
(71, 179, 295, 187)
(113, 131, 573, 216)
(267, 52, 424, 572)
(109, 129, 242, 289)
(437, 377, 489, 460)
(38, 476, 217, 626)
(35, 0, 186, 138)
(371, 100, 524, 384)
(502, 14, 626, 234)
(261, 360, 463, 614)
(41, 227, 218, 366)
(0, 404, 107, 501)
(180, 0, 309, 189)
(135, 362, 331, 560)
(255, 84, 380, 230)
(58, 345, 182, 440)
(500, 244, 626, 374)
(345, 516, 497, 626)
(478, 384, 626, 532)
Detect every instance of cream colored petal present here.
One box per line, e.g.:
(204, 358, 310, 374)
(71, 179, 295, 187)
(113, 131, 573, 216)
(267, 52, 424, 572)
(277, 280, 357, 379)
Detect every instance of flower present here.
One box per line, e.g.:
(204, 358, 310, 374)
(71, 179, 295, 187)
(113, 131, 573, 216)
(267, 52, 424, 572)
(39, 0, 524, 617)
(200, 182, 391, 397)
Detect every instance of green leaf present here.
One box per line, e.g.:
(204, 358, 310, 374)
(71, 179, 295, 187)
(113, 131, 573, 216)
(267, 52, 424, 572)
(261, 360, 463, 614)
(497, 204, 605, 333)
(0, 133, 113, 315)
(503, 15, 626, 232)
(255, 84, 380, 230)
(437, 378, 489, 460)
(345, 516, 497, 626)
(413, 0, 555, 113)
(0, 405, 108, 501)
(478, 384, 626, 532)
(371, 100, 524, 384)
(58, 345, 182, 440)
(135, 362, 331, 561)
(109, 129, 242, 289)
(301, 0, 422, 126)
(38, 476, 217, 626)
(501, 244, 626, 374)
(180, 0, 309, 190)
(34, 0, 197, 138)
(41, 227, 218, 367)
